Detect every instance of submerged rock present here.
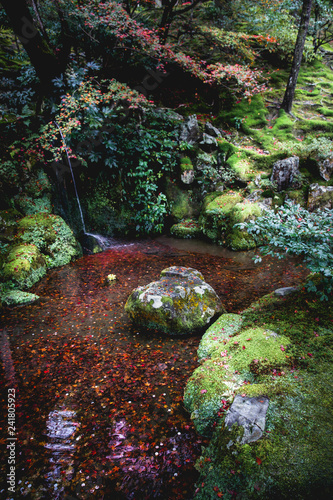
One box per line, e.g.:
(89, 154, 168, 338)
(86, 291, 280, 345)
(274, 286, 298, 297)
(125, 266, 224, 335)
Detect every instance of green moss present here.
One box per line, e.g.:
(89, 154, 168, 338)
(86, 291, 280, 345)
(205, 192, 243, 214)
(2, 290, 40, 306)
(227, 201, 262, 251)
(2, 244, 47, 289)
(210, 327, 291, 375)
(184, 360, 243, 436)
(180, 156, 193, 171)
(194, 363, 333, 499)
(227, 153, 257, 182)
(170, 219, 202, 238)
(286, 189, 307, 206)
(166, 178, 198, 221)
(198, 313, 243, 361)
(17, 213, 82, 268)
(200, 191, 243, 243)
(318, 106, 333, 117)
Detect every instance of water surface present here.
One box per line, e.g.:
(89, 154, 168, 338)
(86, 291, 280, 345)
(0, 238, 308, 499)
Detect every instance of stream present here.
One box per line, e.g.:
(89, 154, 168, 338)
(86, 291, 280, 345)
(0, 237, 309, 499)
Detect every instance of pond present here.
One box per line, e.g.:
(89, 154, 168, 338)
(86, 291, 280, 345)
(0, 237, 309, 499)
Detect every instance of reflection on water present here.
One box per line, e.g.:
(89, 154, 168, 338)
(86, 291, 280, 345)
(156, 236, 258, 265)
(45, 409, 79, 498)
(0, 238, 309, 499)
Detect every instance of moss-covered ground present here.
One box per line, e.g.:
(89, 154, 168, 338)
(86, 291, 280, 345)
(186, 286, 333, 499)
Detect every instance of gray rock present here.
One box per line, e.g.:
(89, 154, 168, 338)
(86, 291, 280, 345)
(318, 157, 333, 181)
(125, 266, 225, 335)
(180, 115, 201, 144)
(246, 189, 263, 202)
(225, 395, 269, 444)
(200, 133, 218, 153)
(274, 286, 298, 297)
(307, 183, 333, 211)
(181, 170, 195, 185)
(270, 156, 299, 192)
(205, 122, 221, 138)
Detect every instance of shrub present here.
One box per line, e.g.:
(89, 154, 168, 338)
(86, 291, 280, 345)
(236, 200, 333, 300)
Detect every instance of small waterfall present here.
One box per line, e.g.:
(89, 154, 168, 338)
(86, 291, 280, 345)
(84, 232, 117, 250)
(54, 122, 86, 233)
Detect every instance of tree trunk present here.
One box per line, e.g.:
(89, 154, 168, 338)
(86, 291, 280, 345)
(281, 0, 313, 113)
(0, 0, 64, 86)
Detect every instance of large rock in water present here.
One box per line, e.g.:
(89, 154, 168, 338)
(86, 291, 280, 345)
(125, 266, 225, 335)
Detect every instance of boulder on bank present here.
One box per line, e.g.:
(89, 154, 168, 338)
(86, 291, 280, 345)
(17, 213, 82, 268)
(125, 266, 225, 335)
(2, 244, 47, 289)
(307, 183, 333, 211)
(270, 156, 299, 192)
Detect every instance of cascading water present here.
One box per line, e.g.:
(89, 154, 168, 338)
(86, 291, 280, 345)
(54, 121, 86, 233)
(54, 123, 125, 252)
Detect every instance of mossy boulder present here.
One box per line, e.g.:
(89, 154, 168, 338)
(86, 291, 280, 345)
(184, 325, 290, 436)
(2, 244, 47, 289)
(200, 191, 243, 243)
(197, 313, 243, 361)
(184, 359, 244, 436)
(166, 178, 198, 221)
(125, 266, 225, 335)
(194, 365, 333, 499)
(2, 290, 40, 306)
(209, 327, 290, 375)
(227, 200, 262, 251)
(307, 183, 333, 211)
(17, 213, 82, 268)
(170, 219, 202, 239)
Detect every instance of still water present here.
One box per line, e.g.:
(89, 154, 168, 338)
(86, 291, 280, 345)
(0, 237, 308, 499)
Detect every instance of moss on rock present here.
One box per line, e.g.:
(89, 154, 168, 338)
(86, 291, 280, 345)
(125, 267, 224, 335)
(166, 178, 198, 221)
(197, 313, 243, 361)
(227, 200, 262, 250)
(17, 213, 82, 268)
(2, 244, 47, 289)
(2, 290, 40, 306)
(184, 360, 244, 436)
(200, 191, 243, 243)
(170, 219, 202, 238)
